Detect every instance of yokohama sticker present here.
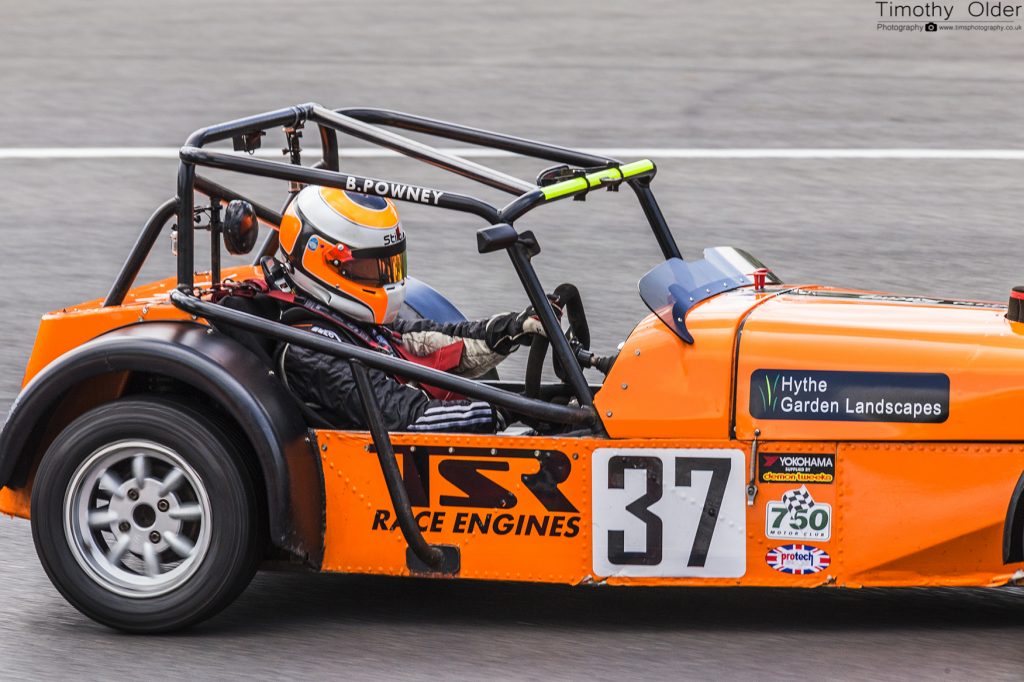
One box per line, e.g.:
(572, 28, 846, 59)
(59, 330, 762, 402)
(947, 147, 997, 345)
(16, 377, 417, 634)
(759, 453, 834, 484)
(765, 544, 831, 575)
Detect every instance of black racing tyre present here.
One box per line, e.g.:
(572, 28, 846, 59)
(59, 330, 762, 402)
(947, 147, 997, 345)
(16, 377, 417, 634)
(30, 396, 261, 633)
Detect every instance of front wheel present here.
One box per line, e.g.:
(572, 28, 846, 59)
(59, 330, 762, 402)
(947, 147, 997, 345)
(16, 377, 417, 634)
(31, 396, 261, 633)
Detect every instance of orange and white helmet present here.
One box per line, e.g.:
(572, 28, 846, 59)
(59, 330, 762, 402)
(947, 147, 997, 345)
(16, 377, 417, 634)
(278, 185, 407, 324)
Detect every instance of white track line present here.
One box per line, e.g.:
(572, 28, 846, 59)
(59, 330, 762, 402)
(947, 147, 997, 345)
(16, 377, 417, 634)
(1, 147, 1023, 160)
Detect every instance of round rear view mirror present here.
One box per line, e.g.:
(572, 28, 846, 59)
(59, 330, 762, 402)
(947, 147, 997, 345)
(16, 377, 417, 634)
(222, 200, 259, 255)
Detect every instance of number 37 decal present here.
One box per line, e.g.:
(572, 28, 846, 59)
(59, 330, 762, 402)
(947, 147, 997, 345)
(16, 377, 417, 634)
(592, 449, 746, 578)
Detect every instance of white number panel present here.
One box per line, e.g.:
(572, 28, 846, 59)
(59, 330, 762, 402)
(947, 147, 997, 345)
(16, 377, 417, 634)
(592, 448, 746, 578)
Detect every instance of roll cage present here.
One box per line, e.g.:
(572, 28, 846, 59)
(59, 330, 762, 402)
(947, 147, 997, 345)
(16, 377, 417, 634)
(107, 103, 680, 426)
(102, 103, 687, 571)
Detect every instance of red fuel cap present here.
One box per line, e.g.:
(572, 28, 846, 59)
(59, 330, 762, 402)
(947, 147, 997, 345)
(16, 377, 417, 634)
(752, 268, 769, 291)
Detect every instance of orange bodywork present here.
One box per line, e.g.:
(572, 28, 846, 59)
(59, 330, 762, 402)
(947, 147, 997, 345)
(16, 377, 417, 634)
(317, 432, 1022, 587)
(4, 275, 1024, 589)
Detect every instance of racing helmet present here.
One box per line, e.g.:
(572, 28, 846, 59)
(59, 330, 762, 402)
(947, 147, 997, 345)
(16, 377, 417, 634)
(278, 185, 407, 324)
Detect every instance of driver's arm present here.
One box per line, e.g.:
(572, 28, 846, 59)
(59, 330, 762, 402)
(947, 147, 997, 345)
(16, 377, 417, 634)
(389, 306, 548, 379)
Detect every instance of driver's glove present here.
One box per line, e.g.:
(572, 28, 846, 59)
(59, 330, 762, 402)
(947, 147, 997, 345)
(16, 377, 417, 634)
(484, 298, 562, 355)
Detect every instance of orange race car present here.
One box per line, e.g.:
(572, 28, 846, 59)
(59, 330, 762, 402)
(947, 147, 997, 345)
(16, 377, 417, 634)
(3, 104, 1024, 633)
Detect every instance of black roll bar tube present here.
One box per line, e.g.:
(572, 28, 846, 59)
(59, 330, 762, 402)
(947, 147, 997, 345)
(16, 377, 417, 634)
(316, 124, 340, 172)
(176, 160, 197, 292)
(506, 237, 594, 410)
(310, 106, 534, 196)
(338, 107, 682, 260)
(182, 104, 311, 149)
(630, 179, 682, 261)
(178, 105, 313, 292)
(105, 181, 284, 307)
(338, 107, 618, 168)
(180, 147, 500, 223)
(168, 290, 597, 427)
(349, 360, 444, 570)
(195, 176, 284, 226)
(499, 189, 546, 224)
(104, 198, 178, 307)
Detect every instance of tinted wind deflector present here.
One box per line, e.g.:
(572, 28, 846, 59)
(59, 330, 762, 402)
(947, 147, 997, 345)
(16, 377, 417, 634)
(638, 247, 778, 344)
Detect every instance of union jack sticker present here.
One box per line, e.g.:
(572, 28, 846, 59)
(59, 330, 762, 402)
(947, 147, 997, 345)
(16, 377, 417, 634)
(765, 544, 831, 575)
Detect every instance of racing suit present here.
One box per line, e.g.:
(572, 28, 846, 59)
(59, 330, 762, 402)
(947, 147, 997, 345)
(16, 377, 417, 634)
(277, 293, 540, 433)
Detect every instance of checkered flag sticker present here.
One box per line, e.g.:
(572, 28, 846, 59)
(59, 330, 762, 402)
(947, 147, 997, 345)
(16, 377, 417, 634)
(781, 486, 815, 515)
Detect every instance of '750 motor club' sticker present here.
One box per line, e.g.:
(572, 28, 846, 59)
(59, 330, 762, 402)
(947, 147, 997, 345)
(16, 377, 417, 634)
(765, 485, 831, 541)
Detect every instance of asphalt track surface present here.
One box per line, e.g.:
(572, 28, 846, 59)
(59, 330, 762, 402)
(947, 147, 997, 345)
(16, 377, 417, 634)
(2, 0, 1024, 679)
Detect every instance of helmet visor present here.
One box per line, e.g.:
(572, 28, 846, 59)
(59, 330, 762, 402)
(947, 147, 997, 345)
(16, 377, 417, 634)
(327, 250, 407, 287)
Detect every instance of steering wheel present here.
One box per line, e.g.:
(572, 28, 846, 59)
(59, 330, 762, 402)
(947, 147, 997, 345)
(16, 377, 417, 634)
(524, 283, 591, 400)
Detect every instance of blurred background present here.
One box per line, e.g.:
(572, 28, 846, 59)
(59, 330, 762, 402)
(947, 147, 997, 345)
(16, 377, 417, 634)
(2, 0, 1024, 679)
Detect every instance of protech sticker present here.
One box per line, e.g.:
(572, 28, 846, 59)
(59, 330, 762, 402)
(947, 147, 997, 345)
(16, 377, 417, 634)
(765, 544, 831, 575)
(759, 453, 834, 484)
(765, 486, 831, 541)
(750, 369, 949, 422)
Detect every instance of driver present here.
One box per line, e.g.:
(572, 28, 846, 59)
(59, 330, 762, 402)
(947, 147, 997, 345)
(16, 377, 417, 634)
(264, 184, 550, 433)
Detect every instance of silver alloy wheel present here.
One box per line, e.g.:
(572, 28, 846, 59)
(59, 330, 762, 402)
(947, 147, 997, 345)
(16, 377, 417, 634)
(63, 440, 212, 598)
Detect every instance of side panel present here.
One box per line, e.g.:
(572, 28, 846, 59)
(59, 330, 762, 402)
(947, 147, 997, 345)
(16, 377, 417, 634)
(318, 432, 1024, 587)
(319, 432, 590, 581)
(836, 443, 1023, 587)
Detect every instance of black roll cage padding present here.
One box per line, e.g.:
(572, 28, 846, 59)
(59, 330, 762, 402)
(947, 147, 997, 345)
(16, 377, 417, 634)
(169, 290, 596, 428)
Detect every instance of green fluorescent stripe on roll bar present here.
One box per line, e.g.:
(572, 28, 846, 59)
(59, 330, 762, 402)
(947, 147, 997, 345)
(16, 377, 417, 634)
(540, 159, 655, 200)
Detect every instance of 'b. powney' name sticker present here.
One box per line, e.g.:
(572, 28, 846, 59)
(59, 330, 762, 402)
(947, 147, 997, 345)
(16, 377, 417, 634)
(750, 369, 949, 423)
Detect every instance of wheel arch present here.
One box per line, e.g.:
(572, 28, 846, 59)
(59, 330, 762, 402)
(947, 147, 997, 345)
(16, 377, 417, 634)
(0, 321, 324, 568)
(1003, 470, 1024, 564)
